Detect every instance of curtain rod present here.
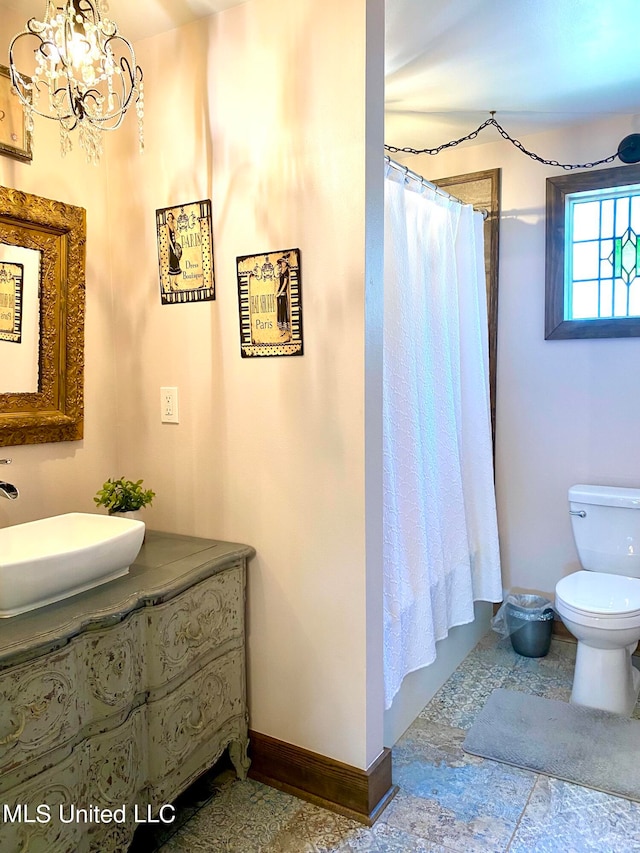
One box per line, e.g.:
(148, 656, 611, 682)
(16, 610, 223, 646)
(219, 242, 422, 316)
(384, 155, 488, 220)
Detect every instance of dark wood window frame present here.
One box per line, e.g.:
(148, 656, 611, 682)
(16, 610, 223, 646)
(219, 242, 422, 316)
(546, 163, 640, 340)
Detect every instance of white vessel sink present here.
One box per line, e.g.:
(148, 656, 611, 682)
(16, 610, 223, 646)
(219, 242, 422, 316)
(0, 512, 145, 618)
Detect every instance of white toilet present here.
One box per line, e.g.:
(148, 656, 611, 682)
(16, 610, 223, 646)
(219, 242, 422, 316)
(555, 484, 640, 716)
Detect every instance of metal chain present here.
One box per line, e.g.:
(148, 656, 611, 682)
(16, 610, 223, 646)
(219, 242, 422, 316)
(385, 117, 618, 170)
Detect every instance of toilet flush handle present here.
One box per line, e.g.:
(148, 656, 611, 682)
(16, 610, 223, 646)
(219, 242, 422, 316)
(569, 510, 586, 518)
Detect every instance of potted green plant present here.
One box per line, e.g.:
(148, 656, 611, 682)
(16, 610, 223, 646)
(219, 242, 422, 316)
(94, 477, 156, 518)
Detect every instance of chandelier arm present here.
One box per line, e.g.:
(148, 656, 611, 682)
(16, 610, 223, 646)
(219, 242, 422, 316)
(24, 17, 47, 36)
(116, 55, 143, 111)
(36, 38, 62, 62)
(54, 84, 81, 123)
(114, 50, 135, 88)
(74, 87, 100, 120)
(77, 0, 98, 16)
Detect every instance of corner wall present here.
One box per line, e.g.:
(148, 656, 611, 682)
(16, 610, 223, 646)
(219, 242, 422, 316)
(107, 0, 385, 771)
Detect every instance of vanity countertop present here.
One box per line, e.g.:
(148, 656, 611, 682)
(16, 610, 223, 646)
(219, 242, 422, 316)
(0, 530, 255, 668)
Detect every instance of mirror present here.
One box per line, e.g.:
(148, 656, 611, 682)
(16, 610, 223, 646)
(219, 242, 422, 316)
(0, 186, 85, 446)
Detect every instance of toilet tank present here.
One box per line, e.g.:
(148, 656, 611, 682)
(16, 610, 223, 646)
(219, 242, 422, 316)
(569, 484, 640, 577)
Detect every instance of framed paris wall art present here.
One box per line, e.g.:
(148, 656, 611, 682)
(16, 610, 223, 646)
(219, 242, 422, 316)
(156, 199, 215, 305)
(236, 248, 303, 357)
(0, 260, 23, 344)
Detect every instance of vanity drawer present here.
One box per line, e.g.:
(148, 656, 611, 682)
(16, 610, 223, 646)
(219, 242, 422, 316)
(0, 748, 83, 853)
(0, 646, 80, 777)
(85, 705, 147, 807)
(146, 647, 245, 784)
(84, 706, 148, 853)
(78, 611, 144, 721)
(146, 563, 244, 688)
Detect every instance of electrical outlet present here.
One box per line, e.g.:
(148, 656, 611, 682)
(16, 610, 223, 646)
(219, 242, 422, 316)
(161, 387, 179, 423)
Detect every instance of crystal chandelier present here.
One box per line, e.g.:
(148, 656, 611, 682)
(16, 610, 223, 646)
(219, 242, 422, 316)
(8, 1, 144, 163)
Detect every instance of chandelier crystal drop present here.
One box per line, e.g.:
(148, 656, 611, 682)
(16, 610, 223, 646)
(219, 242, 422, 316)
(9, 0, 144, 163)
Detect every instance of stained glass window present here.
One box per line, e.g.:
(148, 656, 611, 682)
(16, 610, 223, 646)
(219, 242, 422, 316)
(566, 186, 640, 320)
(546, 165, 640, 339)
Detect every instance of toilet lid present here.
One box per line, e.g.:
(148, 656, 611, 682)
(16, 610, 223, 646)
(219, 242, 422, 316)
(555, 570, 640, 617)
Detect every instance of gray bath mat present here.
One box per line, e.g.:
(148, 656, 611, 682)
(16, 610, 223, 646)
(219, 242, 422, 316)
(463, 688, 640, 802)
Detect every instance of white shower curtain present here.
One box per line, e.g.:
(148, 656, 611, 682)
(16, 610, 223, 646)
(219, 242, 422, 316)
(383, 164, 502, 709)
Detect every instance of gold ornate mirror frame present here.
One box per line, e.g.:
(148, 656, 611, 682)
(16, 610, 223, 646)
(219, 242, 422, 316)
(0, 187, 85, 446)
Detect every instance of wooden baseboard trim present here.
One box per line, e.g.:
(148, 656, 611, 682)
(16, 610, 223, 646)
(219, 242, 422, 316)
(247, 730, 397, 826)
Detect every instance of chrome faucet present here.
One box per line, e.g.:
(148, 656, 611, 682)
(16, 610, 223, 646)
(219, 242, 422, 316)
(0, 459, 18, 500)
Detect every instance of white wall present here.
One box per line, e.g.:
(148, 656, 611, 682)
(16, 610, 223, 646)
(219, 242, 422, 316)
(106, 0, 385, 769)
(397, 113, 640, 599)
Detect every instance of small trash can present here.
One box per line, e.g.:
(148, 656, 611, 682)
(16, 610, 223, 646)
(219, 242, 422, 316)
(506, 596, 554, 658)
(492, 594, 555, 658)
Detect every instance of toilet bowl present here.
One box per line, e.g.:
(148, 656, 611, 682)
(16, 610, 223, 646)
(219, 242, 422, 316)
(555, 484, 640, 716)
(555, 570, 640, 715)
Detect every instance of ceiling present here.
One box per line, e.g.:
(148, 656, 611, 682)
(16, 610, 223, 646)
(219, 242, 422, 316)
(386, 0, 640, 151)
(2, 0, 639, 151)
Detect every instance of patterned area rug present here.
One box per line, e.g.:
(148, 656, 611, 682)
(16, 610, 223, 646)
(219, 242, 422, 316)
(463, 688, 640, 802)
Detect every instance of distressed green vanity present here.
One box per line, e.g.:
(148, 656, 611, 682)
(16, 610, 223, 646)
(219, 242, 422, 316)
(0, 531, 254, 853)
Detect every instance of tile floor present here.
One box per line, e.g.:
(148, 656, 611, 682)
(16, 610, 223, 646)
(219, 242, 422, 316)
(131, 632, 640, 853)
